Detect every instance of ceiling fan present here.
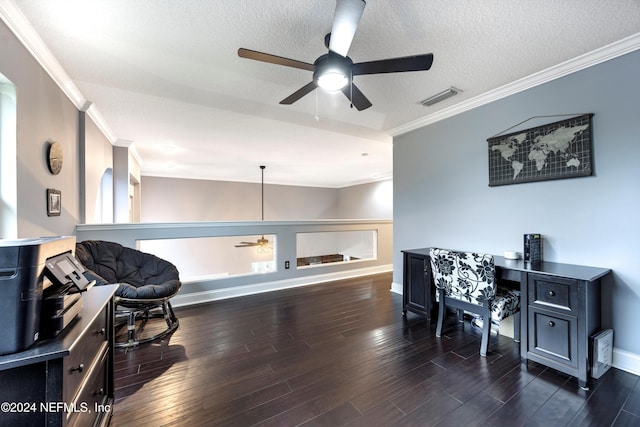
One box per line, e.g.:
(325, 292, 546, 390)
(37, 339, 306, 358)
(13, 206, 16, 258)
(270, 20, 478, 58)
(235, 165, 272, 249)
(238, 0, 434, 111)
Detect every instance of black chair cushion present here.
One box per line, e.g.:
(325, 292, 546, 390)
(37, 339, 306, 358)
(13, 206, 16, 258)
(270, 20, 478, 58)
(75, 240, 181, 300)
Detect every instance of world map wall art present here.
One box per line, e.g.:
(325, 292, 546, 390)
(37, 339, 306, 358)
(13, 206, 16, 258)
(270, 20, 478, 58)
(487, 113, 594, 186)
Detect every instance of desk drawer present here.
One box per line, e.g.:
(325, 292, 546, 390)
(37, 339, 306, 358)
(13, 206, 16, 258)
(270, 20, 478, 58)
(528, 307, 578, 368)
(528, 274, 577, 312)
(63, 306, 108, 403)
(67, 347, 110, 427)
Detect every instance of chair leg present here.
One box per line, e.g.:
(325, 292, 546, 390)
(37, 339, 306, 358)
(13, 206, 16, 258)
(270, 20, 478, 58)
(115, 298, 180, 348)
(457, 309, 464, 322)
(436, 291, 445, 338)
(513, 311, 521, 343)
(167, 301, 178, 324)
(127, 310, 137, 346)
(162, 301, 179, 330)
(480, 305, 491, 357)
(162, 302, 171, 327)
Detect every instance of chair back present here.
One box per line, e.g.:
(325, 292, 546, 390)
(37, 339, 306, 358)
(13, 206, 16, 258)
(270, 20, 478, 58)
(76, 240, 181, 299)
(429, 248, 496, 306)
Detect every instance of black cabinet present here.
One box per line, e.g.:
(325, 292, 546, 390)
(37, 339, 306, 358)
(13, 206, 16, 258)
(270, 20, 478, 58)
(0, 285, 117, 426)
(522, 272, 603, 389)
(402, 249, 433, 320)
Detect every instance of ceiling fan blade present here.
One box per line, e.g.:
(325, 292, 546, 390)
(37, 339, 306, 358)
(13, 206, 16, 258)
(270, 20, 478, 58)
(280, 81, 317, 105)
(235, 242, 258, 247)
(238, 48, 315, 72)
(341, 82, 372, 111)
(329, 0, 366, 57)
(351, 53, 434, 75)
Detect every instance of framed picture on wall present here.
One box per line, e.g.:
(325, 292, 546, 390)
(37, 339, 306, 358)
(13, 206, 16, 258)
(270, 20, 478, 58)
(47, 188, 61, 216)
(487, 113, 594, 186)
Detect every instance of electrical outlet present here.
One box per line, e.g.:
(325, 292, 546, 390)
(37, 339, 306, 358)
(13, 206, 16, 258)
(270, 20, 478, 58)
(285, 260, 290, 269)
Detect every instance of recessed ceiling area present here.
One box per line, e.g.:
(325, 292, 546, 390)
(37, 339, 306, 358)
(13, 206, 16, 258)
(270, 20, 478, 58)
(3, 0, 640, 187)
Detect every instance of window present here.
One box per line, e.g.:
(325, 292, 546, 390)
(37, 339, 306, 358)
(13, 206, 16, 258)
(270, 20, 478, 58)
(138, 235, 276, 281)
(296, 230, 376, 268)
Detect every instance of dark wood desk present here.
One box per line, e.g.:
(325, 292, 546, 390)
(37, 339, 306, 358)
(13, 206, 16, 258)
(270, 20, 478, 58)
(0, 285, 117, 426)
(401, 248, 611, 389)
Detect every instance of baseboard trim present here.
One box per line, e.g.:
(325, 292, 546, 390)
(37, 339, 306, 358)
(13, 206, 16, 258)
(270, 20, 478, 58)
(171, 264, 393, 307)
(390, 281, 403, 295)
(613, 348, 640, 377)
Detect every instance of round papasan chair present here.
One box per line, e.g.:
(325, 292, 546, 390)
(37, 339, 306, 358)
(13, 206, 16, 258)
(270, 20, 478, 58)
(75, 240, 181, 348)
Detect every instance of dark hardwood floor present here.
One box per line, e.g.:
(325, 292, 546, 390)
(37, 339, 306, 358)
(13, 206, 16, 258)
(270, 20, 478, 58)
(110, 272, 640, 427)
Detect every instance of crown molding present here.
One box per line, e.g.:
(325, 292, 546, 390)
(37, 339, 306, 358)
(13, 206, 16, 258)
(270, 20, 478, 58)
(113, 139, 144, 166)
(0, 0, 118, 145)
(114, 139, 133, 148)
(3, 0, 638, 153)
(0, 0, 85, 106)
(390, 32, 640, 137)
(83, 102, 118, 143)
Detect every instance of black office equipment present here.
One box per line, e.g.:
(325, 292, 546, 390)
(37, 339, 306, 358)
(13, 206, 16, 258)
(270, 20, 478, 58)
(44, 250, 92, 292)
(0, 236, 89, 355)
(41, 248, 94, 339)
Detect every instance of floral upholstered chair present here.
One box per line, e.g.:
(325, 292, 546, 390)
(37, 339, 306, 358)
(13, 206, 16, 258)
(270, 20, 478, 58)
(429, 248, 520, 357)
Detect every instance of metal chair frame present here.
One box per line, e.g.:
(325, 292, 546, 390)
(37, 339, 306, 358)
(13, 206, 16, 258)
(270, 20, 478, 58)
(114, 296, 179, 348)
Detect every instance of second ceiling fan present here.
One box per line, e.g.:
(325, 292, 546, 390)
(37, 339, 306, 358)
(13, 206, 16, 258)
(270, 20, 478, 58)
(238, 0, 434, 111)
(235, 165, 271, 250)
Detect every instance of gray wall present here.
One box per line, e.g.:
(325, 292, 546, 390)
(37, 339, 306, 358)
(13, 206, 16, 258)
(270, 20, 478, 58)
(82, 112, 114, 224)
(0, 20, 81, 237)
(337, 180, 393, 219)
(141, 176, 392, 221)
(393, 51, 640, 356)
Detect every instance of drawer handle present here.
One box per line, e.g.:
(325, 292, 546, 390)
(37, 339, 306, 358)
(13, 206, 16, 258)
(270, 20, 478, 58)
(71, 363, 85, 373)
(548, 290, 555, 297)
(94, 387, 105, 397)
(97, 327, 106, 336)
(548, 321, 555, 327)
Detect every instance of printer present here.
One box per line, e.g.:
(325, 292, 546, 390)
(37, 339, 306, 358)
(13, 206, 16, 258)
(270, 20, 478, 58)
(0, 236, 92, 355)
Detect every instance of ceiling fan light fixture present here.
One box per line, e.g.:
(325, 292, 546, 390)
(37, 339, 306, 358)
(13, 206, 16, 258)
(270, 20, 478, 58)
(314, 52, 352, 92)
(256, 237, 271, 254)
(317, 71, 349, 91)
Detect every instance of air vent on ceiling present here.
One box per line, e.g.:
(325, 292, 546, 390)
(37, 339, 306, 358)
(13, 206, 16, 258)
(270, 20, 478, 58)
(420, 86, 462, 106)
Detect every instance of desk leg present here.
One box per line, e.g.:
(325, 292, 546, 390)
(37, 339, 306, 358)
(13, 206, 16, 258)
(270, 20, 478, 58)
(519, 272, 527, 359)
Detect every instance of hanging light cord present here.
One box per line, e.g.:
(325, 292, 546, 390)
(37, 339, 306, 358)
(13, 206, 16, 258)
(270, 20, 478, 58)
(260, 165, 265, 221)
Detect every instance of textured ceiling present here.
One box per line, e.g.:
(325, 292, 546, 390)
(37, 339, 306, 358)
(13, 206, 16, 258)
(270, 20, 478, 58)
(4, 0, 640, 187)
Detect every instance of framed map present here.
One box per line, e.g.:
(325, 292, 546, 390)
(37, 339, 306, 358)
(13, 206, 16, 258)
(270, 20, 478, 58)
(487, 114, 593, 186)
